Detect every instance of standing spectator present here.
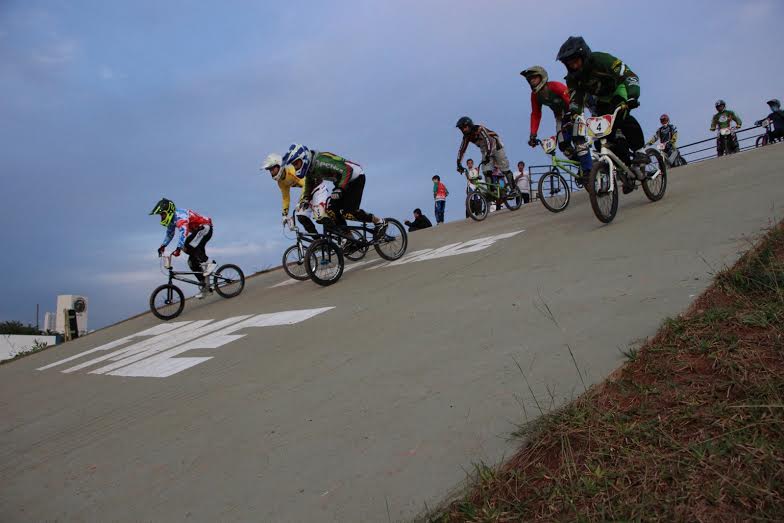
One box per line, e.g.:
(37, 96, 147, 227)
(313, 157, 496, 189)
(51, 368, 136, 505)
(404, 208, 432, 232)
(464, 158, 481, 218)
(514, 161, 531, 204)
(432, 175, 448, 225)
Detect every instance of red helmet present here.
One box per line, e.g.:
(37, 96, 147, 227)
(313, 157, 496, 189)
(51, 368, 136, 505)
(660, 114, 670, 124)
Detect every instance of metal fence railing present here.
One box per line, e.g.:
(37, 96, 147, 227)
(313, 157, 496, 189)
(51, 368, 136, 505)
(677, 125, 767, 163)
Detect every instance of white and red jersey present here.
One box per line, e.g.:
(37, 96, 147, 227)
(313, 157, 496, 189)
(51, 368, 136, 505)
(161, 208, 213, 249)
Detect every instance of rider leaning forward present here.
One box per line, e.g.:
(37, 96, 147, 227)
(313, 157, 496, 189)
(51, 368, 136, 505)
(557, 35, 646, 194)
(455, 117, 517, 191)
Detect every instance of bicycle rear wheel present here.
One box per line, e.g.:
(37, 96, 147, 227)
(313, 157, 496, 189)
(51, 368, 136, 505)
(150, 284, 185, 320)
(282, 244, 309, 280)
(588, 162, 618, 224)
(213, 264, 245, 298)
(373, 218, 408, 261)
(343, 229, 369, 261)
(537, 170, 570, 213)
(641, 149, 668, 202)
(465, 190, 489, 221)
(305, 239, 344, 286)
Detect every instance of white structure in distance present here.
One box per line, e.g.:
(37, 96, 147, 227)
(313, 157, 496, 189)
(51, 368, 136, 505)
(54, 295, 88, 336)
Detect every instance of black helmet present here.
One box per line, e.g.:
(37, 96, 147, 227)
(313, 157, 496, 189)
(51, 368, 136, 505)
(557, 36, 591, 65)
(767, 98, 781, 109)
(150, 198, 176, 227)
(456, 116, 474, 130)
(715, 99, 726, 109)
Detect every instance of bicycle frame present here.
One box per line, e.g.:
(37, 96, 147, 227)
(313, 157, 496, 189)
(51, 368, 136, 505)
(160, 256, 206, 288)
(461, 171, 506, 202)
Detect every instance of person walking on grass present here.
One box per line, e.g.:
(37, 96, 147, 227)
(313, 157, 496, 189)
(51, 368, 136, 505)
(514, 161, 531, 204)
(433, 174, 448, 224)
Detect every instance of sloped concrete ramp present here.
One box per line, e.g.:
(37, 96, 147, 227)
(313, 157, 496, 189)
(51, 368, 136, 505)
(2, 145, 783, 522)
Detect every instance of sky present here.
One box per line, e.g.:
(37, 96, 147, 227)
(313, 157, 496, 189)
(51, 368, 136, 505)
(1, 0, 782, 330)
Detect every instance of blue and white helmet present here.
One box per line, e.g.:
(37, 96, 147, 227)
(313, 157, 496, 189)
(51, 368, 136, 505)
(281, 143, 312, 179)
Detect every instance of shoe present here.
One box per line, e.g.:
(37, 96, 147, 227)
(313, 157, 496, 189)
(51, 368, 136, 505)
(373, 219, 388, 239)
(631, 151, 649, 164)
(202, 260, 217, 276)
(622, 182, 636, 195)
(196, 286, 208, 299)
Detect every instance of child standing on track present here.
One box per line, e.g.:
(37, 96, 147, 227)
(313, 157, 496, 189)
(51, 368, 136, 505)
(433, 174, 448, 225)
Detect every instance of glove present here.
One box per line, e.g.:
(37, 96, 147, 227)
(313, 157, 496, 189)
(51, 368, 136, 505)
(626, 98, 639, 109)
(330, 188, 342, 201)
(456, 163, 464, 174)
(172, 248, 181, 257)
(282, 215, 289, 226)
(528, 134, 538, 147)
(755, 120, 763, 126)
(157, 245, 165, 256)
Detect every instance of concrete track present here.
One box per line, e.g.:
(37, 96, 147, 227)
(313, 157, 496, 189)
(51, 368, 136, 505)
(2, 144, 783, 522)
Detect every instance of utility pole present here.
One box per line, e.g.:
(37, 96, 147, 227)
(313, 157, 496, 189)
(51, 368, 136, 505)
(36, 303, 39, 331)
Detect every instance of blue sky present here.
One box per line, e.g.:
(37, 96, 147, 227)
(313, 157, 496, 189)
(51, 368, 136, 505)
(1, 0, 782, 329)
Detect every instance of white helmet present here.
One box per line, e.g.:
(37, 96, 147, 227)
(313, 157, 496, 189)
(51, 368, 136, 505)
(261, 153, 284, 181)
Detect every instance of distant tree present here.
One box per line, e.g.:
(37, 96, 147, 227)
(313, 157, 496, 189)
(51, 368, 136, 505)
(0, 320, 40, 335)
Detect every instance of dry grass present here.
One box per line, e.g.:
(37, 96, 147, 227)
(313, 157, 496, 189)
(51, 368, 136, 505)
(427, 222, 784, 522)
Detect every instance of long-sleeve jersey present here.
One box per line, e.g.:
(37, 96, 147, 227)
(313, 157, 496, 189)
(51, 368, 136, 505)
(711, 110, 742, 131)
(530, 81, 570, 135)
(161, 209, 212, 249)
(566, 52, 640, 115)
(457, 125, 503, 166)
(277, 165, 305, 216)
(301, 151, 362, 203)
(647, 124, 678, 146)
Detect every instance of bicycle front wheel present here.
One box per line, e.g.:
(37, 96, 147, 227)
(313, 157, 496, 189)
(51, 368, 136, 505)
(213, 264, 245, 298)
(503, 189, 523, 211)
(465, 190, 489, 221)
(282, 244, 309, 280)
(373, 218, 408, 261)
(537, 170, 570, 213)
(305, 239, 344, 286)
(150, 284, 185, 320)
(641, 149, 668, 202)
(588, 162, 618, 224)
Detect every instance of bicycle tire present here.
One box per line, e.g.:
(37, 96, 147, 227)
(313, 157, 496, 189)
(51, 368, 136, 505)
(503, 189, 523, 211)
(756, 135, 767, 148)
(641, 149, 668, 202)
(344, 229, 368, 261)
(213, 264, 245, 298)
(373, 218, 408, 261)
(587, 162, 618, 224)
(305, 239, 344, 286)
(150, 284, 185, 320)
(537, 170, 570, 213)
(282, 244, 309, 280)
(465, 190, 489, 221)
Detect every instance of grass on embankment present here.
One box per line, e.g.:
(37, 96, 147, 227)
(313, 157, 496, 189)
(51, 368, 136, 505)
(427, 221, 784, 522)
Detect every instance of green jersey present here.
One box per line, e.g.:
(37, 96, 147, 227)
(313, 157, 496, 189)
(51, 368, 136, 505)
(711, 110, 742, 131)
(565, 52, 640, 114)
(301, 152, 360, 202)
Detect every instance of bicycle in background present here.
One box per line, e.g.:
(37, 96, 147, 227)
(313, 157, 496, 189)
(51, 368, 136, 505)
(150, 254, 245, 320)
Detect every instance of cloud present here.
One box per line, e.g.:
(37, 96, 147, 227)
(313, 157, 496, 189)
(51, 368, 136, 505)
(32, 37, 78, 65)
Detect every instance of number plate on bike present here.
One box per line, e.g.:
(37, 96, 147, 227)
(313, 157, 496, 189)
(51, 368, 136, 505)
(586, 115, 614, 138)
(541, 136, 557, 154)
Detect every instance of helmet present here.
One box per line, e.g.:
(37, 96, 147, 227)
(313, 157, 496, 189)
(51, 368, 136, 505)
(767, 98, 781, 110)
(281, 143, 312, 178)
(520, 66, 548, 93)
(150, 198, 176, 227)
(715, 99, 726, 110)
(456, 116, 474, 131)
(660, 114, 670, 124)
(261, 153, 285, 181)
(557, 36, 591, 65)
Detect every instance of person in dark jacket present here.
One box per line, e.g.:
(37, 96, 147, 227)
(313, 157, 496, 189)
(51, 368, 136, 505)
(404, 208, 432, 232)
(755, 98, 784, 143)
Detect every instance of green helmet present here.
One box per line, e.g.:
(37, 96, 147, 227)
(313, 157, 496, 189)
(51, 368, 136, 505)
(520, 66, 548, 93)
(150, 198, 176, 227)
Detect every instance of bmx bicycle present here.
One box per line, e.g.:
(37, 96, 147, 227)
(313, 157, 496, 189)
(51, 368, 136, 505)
(460, 168, 523, 221)
(149, 254, 245, 320)
(585, 105, 668, 224)
(304, 217, 408, 286)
